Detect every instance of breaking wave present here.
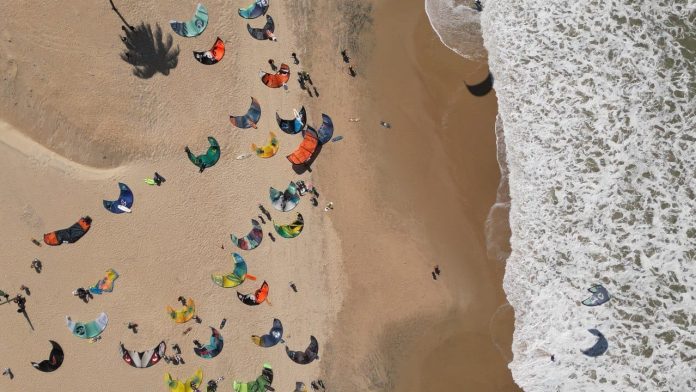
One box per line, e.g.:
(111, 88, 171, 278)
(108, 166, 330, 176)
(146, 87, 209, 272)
(424, 0, 486, 60)
(430, 0, 696, 390)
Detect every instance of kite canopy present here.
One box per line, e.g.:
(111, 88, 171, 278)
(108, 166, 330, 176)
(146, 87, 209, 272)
(581, 329, 608, 357)
(120, 341, 166, 368)
(274, 212, 304, 238)
(103, 183, 134, 214)
(581, 284, 610, 306)
(251, 318, 283, 347)
(237, 281, 269, 306)
(316, 114, 334, 144)
(89, 269, 119, 295)
(260, 63, 290, 88)
(231, 219, 264, 250)
(66, 312, 108, 339)
(166, 298, 196, 323)
(194, 37, 225, 65)
(286, 336, 319, 365)
(238, 0, 269, 19)
(194, 327, 224, 359)
(269, 182, 300, 212)
(252, 132, 279, 158)
(466, 72, 494, 96)
(31, 340, 64, 372)
(43, 216, 92, 246)
(186, 136, 220, 171)
(247, 15, 276, 41)
(286, 127, 319, 165)
(212, 253, 256, 288)
(165, 368, 204, 392)
(230, 97, 262, 129)
(233, 363, 273, 392)
(170, 3, 208, 37)
(276, 107, 307, 134)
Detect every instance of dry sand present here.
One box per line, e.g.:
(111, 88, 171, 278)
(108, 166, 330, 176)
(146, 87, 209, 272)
(0, 0, 518, 391)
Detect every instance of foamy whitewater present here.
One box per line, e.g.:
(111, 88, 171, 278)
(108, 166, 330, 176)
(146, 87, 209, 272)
(428, 0, 696, 391)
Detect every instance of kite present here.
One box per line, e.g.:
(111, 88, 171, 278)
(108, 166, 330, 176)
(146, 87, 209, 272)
(31, 341, 64, 372)
(247, 15, 276, 41)
(66, 312, 108, 339)
(194, 37, 225, 65)
(286, 127, 319, 165)
(230, 97, 262, 129)
(260, 63, 290, 88)
(316, 114, 334, 144)
(170, 3, 208, 37)
(43, 216, 92, 246)
(166, 298, 196, 323)
(273, 212, 304, 239)
(194, 327, 224, 359)
(237, 281, 269, 306)
(120, 341, 166, 368)
(238, 0, 269, 19)
(212, 253, 256, 288)
(581, 285, 610, 306)
(252, 132, 279, 158)
(103, 183, 133, 213)
(466, 72, 493, 96)
(233, 363, 274, 392)
(88, 268, 119, 295)
(581, 329, 608, 357)
(251, 318, 283, 347)
(269, 182, 300, 212)
(276, 107, 306, 134)
(286, 336, 319, 365)
(185, 136, 220, 171)
(231, 219, 263, 250)
(165, 368, 203, 392)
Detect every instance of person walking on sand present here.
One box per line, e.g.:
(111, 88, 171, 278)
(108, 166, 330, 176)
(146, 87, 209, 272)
(434, 265, 441, 275)
(2, 368, 13, 379)
(291, 52, 299, 64)
(178, 296, 186, 305)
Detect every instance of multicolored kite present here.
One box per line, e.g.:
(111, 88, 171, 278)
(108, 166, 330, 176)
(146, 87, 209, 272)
(286, 336, 319, 365)
(212, 253, 256, 288)
(237, 281, 269, 306)
(120, 341, 166, 368)
(165, 368, 203, 392)
(251, 319, 283, 347)
(238, 0, 269, 19)
(316, 113, 334, 144)
(66, 312, 108, 339)
(89, 268, 119, 295)
(230, 97, 261, 129)
(31, 341, 64, 372)
(260, 63, 290, 88)
(581, 284, 610, 306)
(193, 327, 224, 359)
(166, 298, 196, 323)
(247, 15, 276, 41)
(233, 363, 274, 392)
(185, 136, 220, 171)
(273, 212, 304, 238)
(43, 216, 92, 246)
(103, 183, 133, 213)
(276, 107, 306, 134)
(286, 127, 319, 165)
(194, 37, 225, 65)
(252, 132, 279, 158)
(170, 3, 208, 37)
(231, 219, 264, 251)
(269, 182, 300, 212)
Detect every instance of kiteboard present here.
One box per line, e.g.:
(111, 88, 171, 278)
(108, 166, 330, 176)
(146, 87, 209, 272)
(117, 205, 132, 213)
(236, 153, 252, 160)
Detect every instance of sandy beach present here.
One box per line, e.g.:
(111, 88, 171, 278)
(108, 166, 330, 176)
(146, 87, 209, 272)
(0, 0, 517, 391)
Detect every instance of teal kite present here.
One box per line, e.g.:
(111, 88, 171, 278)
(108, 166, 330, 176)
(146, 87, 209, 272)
(185, 136, 220, 172)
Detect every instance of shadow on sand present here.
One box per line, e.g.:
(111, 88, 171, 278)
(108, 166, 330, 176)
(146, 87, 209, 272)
(121, 23, 179, 79)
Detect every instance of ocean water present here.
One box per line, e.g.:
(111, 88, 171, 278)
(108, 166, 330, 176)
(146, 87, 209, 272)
(427, 0, 696, 391)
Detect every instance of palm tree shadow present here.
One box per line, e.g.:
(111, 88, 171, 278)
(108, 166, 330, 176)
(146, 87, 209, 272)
(121, 23, 179, 78)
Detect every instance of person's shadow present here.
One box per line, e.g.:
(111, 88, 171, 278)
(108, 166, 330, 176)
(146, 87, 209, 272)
(120, 23, 179, 78)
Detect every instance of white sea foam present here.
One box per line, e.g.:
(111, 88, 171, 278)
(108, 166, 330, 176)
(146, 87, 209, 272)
(424, 0, 486, 60)
(429, 0, 696, 390)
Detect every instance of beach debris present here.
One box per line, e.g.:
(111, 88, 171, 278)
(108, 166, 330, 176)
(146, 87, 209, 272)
(287, 127, 319, 165)
(194, 37, 225, 65)
(248, 15, 276, 41)
(324, 202, 334, 212)
(273, 213, 304, 239)
(230, 97, 261, 129)
(185, 136, 220, 173)
(380, 121, 391, 128)
(276, 107, 306, 135)
(31, 341, 64, 372)
(66, 313, 108, 339)
(252, 318, 284, 347)
(581, 284, 610, 306)
(231, 220, 264, 250)
(89, 269, 119, 295)
(252, 132, 279, 158)
(211, 253, 256, 288)
(166, 298, 196, 323)
(465, 72, 494, 96)
(165, 368, 203, 392)
(348, 117, 360, 122)
(233, 363, 274, 392)
(286, 336, 319, 365)
(260, 63, 290, 88)
(270, 182, 300, 212)
(238, 0, 269, 19)
(237, 281, 269, 306)
(170, 3, 208, 37)
(31, 238, 41, 247)
(193, 327, 224, 359)
(43, 216, 92, 246)
(581, 329, 608, 357)
(119, 341, 165, 368)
